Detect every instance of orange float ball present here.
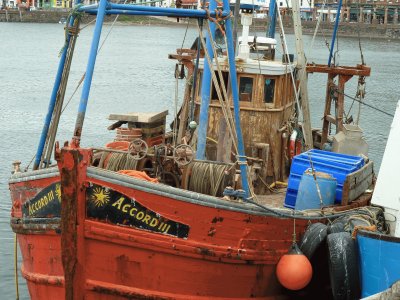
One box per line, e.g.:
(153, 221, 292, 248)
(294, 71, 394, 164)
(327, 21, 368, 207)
(276, 243, 313, 290)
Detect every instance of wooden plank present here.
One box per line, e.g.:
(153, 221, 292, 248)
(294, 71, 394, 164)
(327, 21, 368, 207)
(306, 64, 371, 77)
(347, 161, 374, 190)
(107, 120, 126, 131)
(216, 118, 232, 163)
(141, 124, 165, 135)
(108, 110, 168, 123)
(341, 161, 374, 205)
(128, 119, 165, 129)
(321, 74, 335, 146)
(346, 173, 373, 204)
(108, 113, 138, 122)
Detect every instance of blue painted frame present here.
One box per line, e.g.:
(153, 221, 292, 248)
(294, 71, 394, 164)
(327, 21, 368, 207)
(36, 0, 250, 196)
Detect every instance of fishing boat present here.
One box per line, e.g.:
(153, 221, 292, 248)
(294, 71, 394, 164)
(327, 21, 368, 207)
(357, 101, 400, 299)
(9, 0, 380, 299)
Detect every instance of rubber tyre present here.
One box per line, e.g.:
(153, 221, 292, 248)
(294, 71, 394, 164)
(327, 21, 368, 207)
(327, 222, 345, 234)
(299, 222, 327, 259)
(327, 232, 360, 300)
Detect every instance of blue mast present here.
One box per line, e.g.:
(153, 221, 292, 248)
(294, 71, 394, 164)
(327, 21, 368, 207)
(222, 1, 250, 198)
(33, 1, 81, 170)
(268, 0, 277, 38)
(72, 0, 108, 146)
(328, 0, 343, 66)
(195, 0, 217, 160)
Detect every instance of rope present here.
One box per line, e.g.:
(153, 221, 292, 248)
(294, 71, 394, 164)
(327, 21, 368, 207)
(337, 89, 394, 117)
(61, 0, 130, 119)
(308, 0, 327, 56)
(292, 218, 296, 243)
(14, 233, 19, 300)
(246, 198, 382, 220)
(98, 151, 138, 171)
(205, 21, 239, 146)
(351, 225, 376, 239)
(173, 67, 179, 146)
(41, 16, 81, 169)
(189, 161, 230, 196)
(204, 8, 231, 35)
(276, 7, 303, 123)
(197, 21, 239, 154)
(59, 3, 84, 56)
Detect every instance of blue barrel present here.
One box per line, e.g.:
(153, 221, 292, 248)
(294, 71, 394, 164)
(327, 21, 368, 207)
(295, 170, 337, 210)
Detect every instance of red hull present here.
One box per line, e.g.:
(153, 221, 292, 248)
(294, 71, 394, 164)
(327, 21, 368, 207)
(10, 153, 314, 299)
(10, 171, 64, 299)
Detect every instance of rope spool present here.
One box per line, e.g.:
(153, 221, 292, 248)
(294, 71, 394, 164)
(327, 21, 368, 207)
(188, 161, 232, 197)
(98, 151, 139, 171)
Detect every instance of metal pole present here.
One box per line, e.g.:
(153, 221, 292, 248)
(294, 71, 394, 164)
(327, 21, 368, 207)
(103, 3, 230, 18)
(189, 18, 202, 123)
(232, 0, 240, 51)
(33, 1, 81, 170)
(268, 0, 277, 38)
(72, 0, 108, 146)
(222, 0, 250, 198)
(196, 0, 216, 160)
(328, 0, 343, 66)
(292, 0, 313, 150)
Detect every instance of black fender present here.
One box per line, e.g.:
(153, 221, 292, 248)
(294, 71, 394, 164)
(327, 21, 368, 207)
(327, 232, 360, 300)
(299, 222, 328, 259)
(327, 222, 345, 234)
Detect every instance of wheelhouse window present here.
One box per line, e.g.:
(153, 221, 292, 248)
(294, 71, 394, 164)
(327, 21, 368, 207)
(239, 77, 253, 102)
(264, 78, 275, 103)
(211, 71, 229, 100)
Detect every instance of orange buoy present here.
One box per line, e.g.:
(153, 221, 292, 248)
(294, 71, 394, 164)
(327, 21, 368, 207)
(276, 243, 313, 290)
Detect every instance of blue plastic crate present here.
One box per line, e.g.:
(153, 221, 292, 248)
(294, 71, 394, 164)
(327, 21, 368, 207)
(284, 150, 364, 208)
(301, 149, 365, 169)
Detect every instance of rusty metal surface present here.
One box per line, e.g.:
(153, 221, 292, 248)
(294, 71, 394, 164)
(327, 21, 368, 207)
(86, 279, 176, 300)
(86, 166, 302, 218)
(21, 264, 64, 286)
(58, 146, 79, 300)
(306, 63, 371, 76)
(9, 166, 59, 184)
(57, 143, 92, 300)
(10, 217, 60, 234)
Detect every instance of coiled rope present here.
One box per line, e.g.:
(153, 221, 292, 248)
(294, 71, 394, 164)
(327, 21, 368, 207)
(98, 152, 138, 171)
(189, 161, 230, 196)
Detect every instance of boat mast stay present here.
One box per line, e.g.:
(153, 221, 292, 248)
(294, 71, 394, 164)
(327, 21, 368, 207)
(56, 0, 251, 197)
(72, 0, 108, 147)
(196, 0, 217, 160)
(328, 0, 343, 67)
(33, 4, 82, 170)
(291, 0, 313, 150)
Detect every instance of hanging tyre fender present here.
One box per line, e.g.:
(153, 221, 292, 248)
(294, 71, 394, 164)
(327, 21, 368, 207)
(327, 222, 345, 234)
(327, 232, 361, 300)
(299, 222, 328, 260)
(327, 215, 351, 234)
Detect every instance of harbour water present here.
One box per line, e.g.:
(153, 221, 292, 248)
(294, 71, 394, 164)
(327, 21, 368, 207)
(0, 22, 399, 298)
